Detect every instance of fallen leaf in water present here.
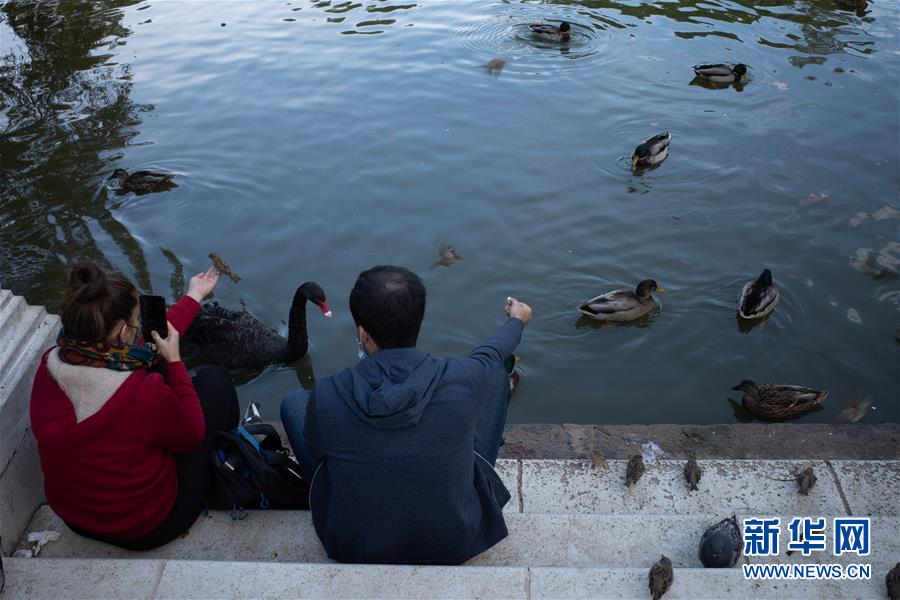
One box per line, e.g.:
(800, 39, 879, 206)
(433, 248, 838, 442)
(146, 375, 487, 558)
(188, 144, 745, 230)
(850, 241, 900, 278)
(851, 204, 900, 226)
(771, 81, 789, 90)
(872, 205, 900, 220)
(846, 308, 862, 324)
(806, 192, 830, 202)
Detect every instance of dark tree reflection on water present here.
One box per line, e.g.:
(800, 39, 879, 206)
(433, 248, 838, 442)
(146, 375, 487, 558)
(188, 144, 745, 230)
(0, 0, 150, 310)
(530, 0, 876, 58)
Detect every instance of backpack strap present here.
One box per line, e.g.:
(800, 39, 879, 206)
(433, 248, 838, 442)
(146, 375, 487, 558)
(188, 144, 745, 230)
(241, 423, 287, 452)
(233, 426, 261, 454)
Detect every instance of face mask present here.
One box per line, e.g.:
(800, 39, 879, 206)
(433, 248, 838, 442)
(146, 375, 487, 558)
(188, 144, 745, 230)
(357, 338, 366, 360)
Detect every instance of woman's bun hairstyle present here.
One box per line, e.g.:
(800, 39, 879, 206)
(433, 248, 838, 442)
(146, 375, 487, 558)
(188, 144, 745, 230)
(68, 262, 109, 303)
(61, 261, 138, 341)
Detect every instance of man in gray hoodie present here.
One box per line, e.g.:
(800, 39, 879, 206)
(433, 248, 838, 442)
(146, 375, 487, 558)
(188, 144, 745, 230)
(280, 265, 531, 565)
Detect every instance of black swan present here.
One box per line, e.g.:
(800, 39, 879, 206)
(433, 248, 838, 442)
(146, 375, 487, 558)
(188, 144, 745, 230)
(182, 282, 331, 368)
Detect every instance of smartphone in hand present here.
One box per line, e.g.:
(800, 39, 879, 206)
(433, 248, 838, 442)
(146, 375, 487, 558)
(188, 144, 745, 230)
(139, 294, 167, 341)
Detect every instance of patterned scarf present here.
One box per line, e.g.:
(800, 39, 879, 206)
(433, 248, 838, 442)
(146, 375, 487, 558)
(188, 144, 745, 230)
(56, 329, 160, 371)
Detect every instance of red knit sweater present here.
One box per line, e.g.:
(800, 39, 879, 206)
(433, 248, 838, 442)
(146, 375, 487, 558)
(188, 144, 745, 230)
(30, 296, 205, 540)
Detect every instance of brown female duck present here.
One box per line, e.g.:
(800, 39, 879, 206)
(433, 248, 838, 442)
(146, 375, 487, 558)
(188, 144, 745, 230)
(731, 379, 828, 420)
(109, 168, 174, 192)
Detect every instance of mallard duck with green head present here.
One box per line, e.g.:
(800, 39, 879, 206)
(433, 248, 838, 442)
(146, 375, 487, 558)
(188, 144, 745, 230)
(578, 279, 664, 322)
(109, 168, 174, 192)
(528, 21, 571, 42)
(738, 269, 779, 320)
(692, 63, 749, 84)
(731, 380, 828, 421)
(632, 132, 671, 168)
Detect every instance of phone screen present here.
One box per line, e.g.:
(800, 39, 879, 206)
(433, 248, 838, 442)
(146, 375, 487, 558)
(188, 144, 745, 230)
(139, 295, 167, 341)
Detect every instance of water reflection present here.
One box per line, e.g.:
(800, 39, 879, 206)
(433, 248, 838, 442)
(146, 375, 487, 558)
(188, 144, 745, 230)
(291, 354, 317, 391)
(302, 0, 419, 35)
(531, 0, 880, 56)
(0, 0, 150, 308)
(728, 395, 827, 421)
(689, 76, 748, 92)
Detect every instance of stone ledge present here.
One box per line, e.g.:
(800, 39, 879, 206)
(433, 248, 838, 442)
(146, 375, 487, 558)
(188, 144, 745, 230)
(2, 558, 889, 599)
(499, 423, 900, 460)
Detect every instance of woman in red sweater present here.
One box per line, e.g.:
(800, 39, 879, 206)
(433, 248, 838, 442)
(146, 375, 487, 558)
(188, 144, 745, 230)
(30, 261, 239, 550)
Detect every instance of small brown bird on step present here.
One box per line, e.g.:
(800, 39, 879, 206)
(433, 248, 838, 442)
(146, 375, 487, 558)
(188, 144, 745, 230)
(796, 466, 816, 495)
(625, 454, 645, 487)
(683, 458, 701, 492)
(648, 554, 673, 600)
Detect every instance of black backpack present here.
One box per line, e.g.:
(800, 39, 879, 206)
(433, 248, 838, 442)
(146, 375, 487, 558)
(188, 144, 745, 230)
(208, 423, 309, 518)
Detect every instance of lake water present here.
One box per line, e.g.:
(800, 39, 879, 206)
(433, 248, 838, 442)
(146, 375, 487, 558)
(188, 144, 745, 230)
(2, 0, 898, 424)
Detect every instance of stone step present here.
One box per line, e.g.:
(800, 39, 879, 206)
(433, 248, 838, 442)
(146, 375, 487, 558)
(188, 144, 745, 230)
(0, 294, 28, 345)
(24, 505, 899, 571)
(511, 459, 898, 517)
(1, 558, 888, 599)
(0, 304, 48, 385)
(0, 288, 14, 312)
(0, 307, 59, 418)
(0, 300, 59, 471)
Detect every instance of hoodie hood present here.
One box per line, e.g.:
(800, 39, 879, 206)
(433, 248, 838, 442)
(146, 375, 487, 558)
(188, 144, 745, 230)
(334, 348, 447, 430)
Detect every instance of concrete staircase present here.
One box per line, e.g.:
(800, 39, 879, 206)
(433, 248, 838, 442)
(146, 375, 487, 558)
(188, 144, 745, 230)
(0, 288, 59, 555)
(6, 458, 898, 598)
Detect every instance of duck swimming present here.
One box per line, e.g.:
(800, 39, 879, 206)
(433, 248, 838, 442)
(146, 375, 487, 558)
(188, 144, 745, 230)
(578, 279, 663, 322)
(632, 132, 671, 168)
(528, 21, 571, 43)
(182, 281, 331, 369)
(692, 63, 749, 84)
(731, 380, 828, 421)
(108, 168, 174, 192)
(738, 269, 779, 320)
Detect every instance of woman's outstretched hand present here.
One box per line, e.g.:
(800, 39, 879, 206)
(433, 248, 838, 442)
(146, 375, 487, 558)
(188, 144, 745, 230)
(187, 265, 221, 303)
(151, 321, 181, 363)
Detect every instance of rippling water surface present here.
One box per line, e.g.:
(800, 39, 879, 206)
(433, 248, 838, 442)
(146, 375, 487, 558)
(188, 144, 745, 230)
(2, 0, 898, 423)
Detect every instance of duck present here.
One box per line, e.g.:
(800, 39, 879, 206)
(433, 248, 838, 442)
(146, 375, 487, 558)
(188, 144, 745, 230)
(731, 379, 828, 421)
(182, 282, 331, 369)
(692, 63, 749, 84)
(578, 279, 663, 322)
(108, 168, 174, 192)
(738, 268, 779, 319)
(528, 21, 571, 42)
(698, 515, 742, 568)
(632, 132, 671, 168)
